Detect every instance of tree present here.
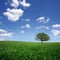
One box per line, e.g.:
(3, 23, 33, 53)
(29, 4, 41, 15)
(35, 32, 50, 42)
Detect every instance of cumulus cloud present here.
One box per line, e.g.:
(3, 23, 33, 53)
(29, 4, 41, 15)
(36, 17, 50, 23)
(0, 29, 14, 41)
(0, 29, 7, 33)
(3, 8, 24, 22)
(51, 29, 60, 36)
(36, 26, 49, 30)
(0, 33, 13, 37)
(11, 0, 19, 8)
(20, 0, 31, 8)
(52, 24, 60, 28)
(21, 24, 30, 29)
(3, 0, 31, 22)
(20, 30, 25, 34)
(11, 0, 31, 8)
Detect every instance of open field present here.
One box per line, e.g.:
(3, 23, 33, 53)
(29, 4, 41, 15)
(0, 41, 60, 60)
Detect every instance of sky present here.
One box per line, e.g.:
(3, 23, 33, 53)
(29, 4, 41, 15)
(0, 0, 60, 42)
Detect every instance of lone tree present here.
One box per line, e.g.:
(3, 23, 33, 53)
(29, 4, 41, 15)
(35, 32, 50, 42)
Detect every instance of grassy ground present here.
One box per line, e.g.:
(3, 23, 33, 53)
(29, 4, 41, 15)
(0, 41, 60, 60)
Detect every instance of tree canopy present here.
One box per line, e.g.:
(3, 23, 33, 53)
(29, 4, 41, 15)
(35, 32, 50, 42)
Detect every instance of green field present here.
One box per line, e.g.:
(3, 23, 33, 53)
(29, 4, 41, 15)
(0, 41, 60, 60)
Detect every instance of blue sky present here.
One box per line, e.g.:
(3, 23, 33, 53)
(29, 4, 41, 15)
(0, 0, 60, 42)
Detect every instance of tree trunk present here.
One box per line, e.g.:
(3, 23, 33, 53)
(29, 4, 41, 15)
(41, 41, 43, 43)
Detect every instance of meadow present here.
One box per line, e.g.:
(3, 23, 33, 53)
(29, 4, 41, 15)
(0, 41, 60, 60)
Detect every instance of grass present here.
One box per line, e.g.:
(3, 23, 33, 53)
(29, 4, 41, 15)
(0, 41, 60, 60)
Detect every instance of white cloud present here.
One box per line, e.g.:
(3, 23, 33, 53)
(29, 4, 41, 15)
(46, 18, 50, 22)
(0, 33, 13, 37)
(22, 19, 30, 21)
(21, 24, 30, 29)
(25, 19, 30, 21)
(20, 0, 31, 8)
(3, 0, 31, 22)
(20, 30, 25, 34)
(3, 8, 24, 22)
(0, 29, 7, 33)
(51, 29, 60, 36)
(0, 29, 14, 41)
(26, 24, 30, 28)
(36, 17, 50, 23)
(52, 24, 60, 28)
(11, 0, 19, 8)
(5, 0, 31, 8)
(36, 26, 49, 30)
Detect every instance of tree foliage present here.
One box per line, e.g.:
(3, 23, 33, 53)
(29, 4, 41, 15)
(35, 32, 50, 42)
